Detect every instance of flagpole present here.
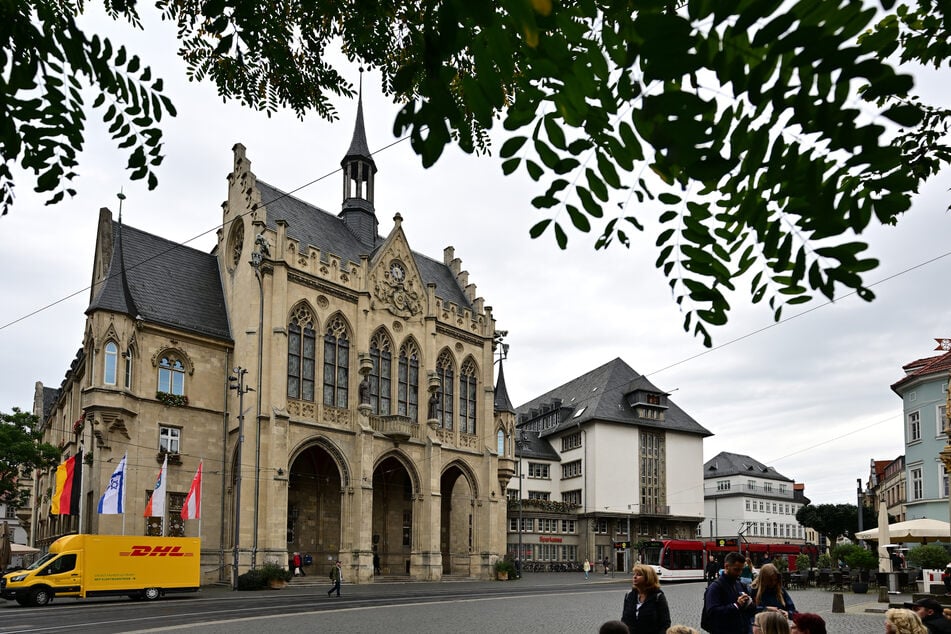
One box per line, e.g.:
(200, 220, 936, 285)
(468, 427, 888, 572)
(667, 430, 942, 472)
(198, 458, 203, 539)
(121, 452, 127, 536)
(78, 445, 85, 535)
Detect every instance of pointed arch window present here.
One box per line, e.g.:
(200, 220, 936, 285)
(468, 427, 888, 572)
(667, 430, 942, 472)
(497, 429, 505, 456)
(104, 341, 118, 386)
(124, 347, 134, 389)
(436, 351, 454, 430)
(287, 305, 316, 401)
(323, 316, 350, 407)
(398, 341, 419, 420)
(460, 358, 477, 434)
(158, 357, 185, 396)
(370, 331, 392, 415)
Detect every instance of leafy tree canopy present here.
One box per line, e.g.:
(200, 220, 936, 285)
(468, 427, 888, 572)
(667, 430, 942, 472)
(4, 0, 951, 344)
(0, 408, 61, 510)
(796, 503, 878, 545)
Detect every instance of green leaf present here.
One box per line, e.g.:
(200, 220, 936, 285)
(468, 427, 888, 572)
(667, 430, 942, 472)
(500, 136, 527, 158)
(530, 219, 552, 238)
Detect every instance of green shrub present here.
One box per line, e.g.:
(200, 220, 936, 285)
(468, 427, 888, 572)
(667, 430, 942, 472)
(795, 553, 811, 571)
(817, 553, 833, 569)
(771, 557, 788, 572)
(259, 561, 292, 583)
(494, 557, 517, 579)
(844, 548, 878, 570)
(237, 569, 266, 590)
(906, 544, 951, 570)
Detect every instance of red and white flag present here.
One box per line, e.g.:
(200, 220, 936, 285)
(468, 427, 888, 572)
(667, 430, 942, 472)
(181, 461, 202, 520)
(144, 454, 168, 517)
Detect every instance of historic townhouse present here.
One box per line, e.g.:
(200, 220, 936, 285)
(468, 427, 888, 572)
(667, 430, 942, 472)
(505, 358, 709, 573)
(32, 97, 514, 583)
(891, 343, 951, 522)
(701, 452, 809, 546)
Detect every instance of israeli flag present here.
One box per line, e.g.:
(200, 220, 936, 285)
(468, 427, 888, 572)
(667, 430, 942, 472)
(97, 454, 127, 514)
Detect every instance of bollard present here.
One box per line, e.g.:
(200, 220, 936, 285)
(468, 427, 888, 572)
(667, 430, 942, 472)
(832, 592, 845, 613)
(878, 586, 889, 603)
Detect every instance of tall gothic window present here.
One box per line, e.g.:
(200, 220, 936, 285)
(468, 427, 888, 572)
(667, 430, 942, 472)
(370, 330, 392, 415)
(459, 358, 477, 434)
(323, 315, 350, 407)
(158, 356, 185, 395)
(104, 341, 118, 385)
(436, 351, 454, 430)
(124, 347, 134, 389)
(398, 340, 419, 420)
(287, 305, 316, 401)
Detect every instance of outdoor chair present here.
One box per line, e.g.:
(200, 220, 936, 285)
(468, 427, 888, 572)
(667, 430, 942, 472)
(816, 571, 830, 589)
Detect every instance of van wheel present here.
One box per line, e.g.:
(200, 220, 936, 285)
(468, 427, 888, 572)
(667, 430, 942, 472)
(30, 588, 52, 607)
(142, 587, 161, 601)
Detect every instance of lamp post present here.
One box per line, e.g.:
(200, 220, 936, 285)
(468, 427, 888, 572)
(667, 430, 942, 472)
(229, 367, 252, 590)
(250, 231, 267, 568)
(857, 478, 864, 539)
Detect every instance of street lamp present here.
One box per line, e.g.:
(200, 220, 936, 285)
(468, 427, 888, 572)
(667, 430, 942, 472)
(229, 367, 253, 590)
(250, 231, 267, 568)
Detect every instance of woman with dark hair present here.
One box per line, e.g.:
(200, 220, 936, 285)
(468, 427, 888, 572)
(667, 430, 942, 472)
(621, 564, 671, 634)
(791, 613, 827, 634)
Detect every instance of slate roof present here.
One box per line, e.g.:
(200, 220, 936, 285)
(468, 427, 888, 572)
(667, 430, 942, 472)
(87, 222, 231, 341)
(42, 386, 59, 420)
(494, 360, 515, 413)
(891, 351, 951, 394)
(341, 92, 375, 169)
(255, 180, 473, 310)
(515, 357, 711, 438)
(703, 451, 792, 482)
(515, 430, 561, 461)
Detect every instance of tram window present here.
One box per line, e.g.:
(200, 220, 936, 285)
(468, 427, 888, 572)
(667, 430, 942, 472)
(668, 550, 703, 570)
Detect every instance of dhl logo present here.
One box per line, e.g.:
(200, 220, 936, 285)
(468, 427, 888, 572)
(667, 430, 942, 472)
(119, 546, 194, 557)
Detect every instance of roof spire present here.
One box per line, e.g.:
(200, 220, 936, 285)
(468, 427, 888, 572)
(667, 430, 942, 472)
(343, 67, 374, 166)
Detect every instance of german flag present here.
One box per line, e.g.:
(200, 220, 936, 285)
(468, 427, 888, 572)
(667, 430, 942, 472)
(51, 450, 82, 515)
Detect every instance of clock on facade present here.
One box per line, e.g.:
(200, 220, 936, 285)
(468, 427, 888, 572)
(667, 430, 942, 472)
(390, 261, 406, 283)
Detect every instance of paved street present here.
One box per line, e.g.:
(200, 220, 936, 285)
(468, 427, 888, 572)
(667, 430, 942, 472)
(0, 572, 910, 633)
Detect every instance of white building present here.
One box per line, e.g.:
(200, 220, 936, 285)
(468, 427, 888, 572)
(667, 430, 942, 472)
(701, 452, 809, 547)
(504, 358, 710, 571)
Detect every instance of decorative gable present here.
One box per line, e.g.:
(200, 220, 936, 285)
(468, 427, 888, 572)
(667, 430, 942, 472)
(369, 213, 425, 318)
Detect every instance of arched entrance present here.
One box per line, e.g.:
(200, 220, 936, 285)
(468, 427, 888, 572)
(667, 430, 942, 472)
(287, 443, 343, 577)
(372, 456, 414, 576)
(441, 463, 474, 576)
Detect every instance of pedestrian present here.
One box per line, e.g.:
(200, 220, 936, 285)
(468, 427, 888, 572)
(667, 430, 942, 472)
(292, 552, 302, 577)
(584, 558, 591, 580)
(790, 613, 826, 634)
(621, 563, 671, 634)
(752, 611, 790, 634)
(327, 560, 342, 597)
(666, 627, 698, 634)
(605, 556, 611, 575)
(705, 556, 719, 585)
(904, 598, 951, 634)
(599, 621, 630, 634)
(740, 556, 754, 587)
(886, 608, 928, 634)
(373, 551, 381, 575)
(943, 564, 951, 596)
(750, 562, 796, 629)
(702, 551, 756, 634)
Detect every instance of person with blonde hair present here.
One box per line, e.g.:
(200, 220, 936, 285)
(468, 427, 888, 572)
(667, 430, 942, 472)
(750, 562, 797, 626)
(667, 626, 699, 634)
(885, 608, 928, 634)
(621, 563, 671, 634)
(753, 610, 790, 634)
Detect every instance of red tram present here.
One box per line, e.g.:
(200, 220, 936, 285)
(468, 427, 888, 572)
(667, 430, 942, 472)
(640, 538, 819, 581)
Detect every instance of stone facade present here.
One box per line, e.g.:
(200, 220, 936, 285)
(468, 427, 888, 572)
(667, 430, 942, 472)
(31, 102, 512, 584)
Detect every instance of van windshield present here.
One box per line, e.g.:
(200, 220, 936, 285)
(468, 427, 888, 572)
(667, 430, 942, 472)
(24, 552, 56, 571)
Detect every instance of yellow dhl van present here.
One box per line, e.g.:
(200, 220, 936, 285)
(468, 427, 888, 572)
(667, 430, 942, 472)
(1, 534, 200, 606)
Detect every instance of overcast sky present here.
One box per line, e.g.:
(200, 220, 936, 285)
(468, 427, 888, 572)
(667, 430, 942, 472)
(3, 6, 950, 507)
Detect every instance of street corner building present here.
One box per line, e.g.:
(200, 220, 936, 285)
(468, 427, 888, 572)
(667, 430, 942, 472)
(29, 97, 514, 584)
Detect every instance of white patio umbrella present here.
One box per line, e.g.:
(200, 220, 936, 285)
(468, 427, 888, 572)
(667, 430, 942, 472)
(877, 502, 892, 573)
(856, 517, 951, 543)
